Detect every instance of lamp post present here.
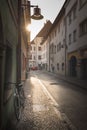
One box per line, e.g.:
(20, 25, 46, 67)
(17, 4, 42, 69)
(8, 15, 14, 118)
(17, 0, 44, 81)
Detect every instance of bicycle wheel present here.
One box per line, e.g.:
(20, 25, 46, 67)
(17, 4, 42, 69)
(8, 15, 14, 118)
(19, 88, 25, 108)
(14, 95, 21, 121)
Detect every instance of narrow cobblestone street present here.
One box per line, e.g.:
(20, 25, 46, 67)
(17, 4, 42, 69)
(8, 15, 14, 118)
(14, 72, 76, 130)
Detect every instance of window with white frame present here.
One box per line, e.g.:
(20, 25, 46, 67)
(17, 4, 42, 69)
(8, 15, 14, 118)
(38, 55, 41, 60)
(38, 46, 41, 51)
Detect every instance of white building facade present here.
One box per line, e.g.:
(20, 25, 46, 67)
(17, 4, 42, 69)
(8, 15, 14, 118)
(29, 41, 37, 69)
(34, 37, 43, 69)
(29, 20, 52, 70)
(44, 4, 66, 76)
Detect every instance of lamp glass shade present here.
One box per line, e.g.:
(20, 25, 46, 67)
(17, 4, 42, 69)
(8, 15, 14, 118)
(31, 7, 44, 20)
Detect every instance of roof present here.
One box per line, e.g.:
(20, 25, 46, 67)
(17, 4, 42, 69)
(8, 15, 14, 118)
(40, 0, 67, 45)
(30, 40, 35, 45)
(36, 20, 52, 37)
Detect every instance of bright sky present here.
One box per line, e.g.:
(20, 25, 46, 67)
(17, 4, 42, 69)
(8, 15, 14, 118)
(29, 0, 65, 41)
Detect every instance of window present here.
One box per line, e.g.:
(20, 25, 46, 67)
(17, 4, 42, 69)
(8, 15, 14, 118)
(69, 34, 72, 45)
(29, 55, 32, 60)
(59, 42, 61, 50)
(38, 46, 41, 51)
(53, 45, 56, 54)
(57, 44, 59, 52)
(34, 56, 35, 60)
(62, 63, 64, 71)
(55, 45, 56, 54)
(68, 12, 72, 25)
(63, 39, 65, 47)
(50, 44, 54, 54)
(73, 30, 77, 42)
(50, 45, 51, 53)
(73, 4, 77, 20)
(79, 19, 87, 36)
(55, 30, 56, 37)
(57, 42, 61, 52)
(49, 35, 51, 41)
(38, 55, 41, 60)
(58, 24, 60, 32)
(52, 32, 54, 39)
(34, 47, 36, 51)
(30, 46, 32, 50)
(57, 63, 59, 70)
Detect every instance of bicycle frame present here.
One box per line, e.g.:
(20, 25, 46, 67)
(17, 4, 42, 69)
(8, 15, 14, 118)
(5, 81, 25, 121)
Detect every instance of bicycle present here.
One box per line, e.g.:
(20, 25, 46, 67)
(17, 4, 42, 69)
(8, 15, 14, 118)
(5, 81, 25, 121)
(14, 82, 25, 121)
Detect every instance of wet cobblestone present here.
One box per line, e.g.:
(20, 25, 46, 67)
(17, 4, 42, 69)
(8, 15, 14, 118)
(15, 74, 72, 130)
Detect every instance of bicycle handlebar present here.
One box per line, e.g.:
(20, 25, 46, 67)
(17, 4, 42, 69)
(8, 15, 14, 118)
(5, 81, 24, 87)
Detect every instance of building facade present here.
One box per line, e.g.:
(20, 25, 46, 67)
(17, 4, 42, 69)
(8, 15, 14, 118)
(65, 0, 87, 79)
(29, 40, 37, 69)
(0, 0, 29, 129)
(29, 20, 52, 70)
(49, 6, 65, 75)
(28, 0, 87, 81)
(0, 0, 18, 129)
(30, 0, 87, 80)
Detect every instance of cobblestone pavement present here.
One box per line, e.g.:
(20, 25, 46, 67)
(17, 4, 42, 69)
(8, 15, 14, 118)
(15, 73, 76, 130)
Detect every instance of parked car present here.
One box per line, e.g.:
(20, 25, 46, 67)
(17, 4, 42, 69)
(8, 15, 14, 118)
(31, 66, 38, 70)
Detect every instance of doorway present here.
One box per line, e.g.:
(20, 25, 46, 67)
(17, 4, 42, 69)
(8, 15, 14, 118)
(69, 56, 77, 77)
(81, 58, 87, 79)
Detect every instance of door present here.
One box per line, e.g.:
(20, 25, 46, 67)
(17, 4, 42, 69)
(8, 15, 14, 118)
(81, 59, 87, 79)
(70, 56, 77, 77)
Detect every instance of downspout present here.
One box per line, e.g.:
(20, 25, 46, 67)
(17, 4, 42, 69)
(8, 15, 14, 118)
(65, 15, 67, 76)
(17, 0, 21, 82)
(49, 37, 50, 72)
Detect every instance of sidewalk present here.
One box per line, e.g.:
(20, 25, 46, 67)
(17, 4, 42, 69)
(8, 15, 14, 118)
(43, 71, 87, 90)
(14, 73, 76, 130)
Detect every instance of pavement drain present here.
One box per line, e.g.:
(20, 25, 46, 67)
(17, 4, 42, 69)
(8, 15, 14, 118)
(33, 104, 49, 112)
(50, 82, 60, 85)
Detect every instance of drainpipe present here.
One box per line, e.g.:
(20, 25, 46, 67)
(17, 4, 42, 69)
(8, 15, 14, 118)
(49, 38, 50, 72)
(17, 0, 21, 82)
(65, 16, 67, 76)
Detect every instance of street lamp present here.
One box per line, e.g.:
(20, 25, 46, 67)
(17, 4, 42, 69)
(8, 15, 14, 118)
(31, 6, 44, 20)
(21, 1, 44, 20)
(18, 0, 44, 80)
